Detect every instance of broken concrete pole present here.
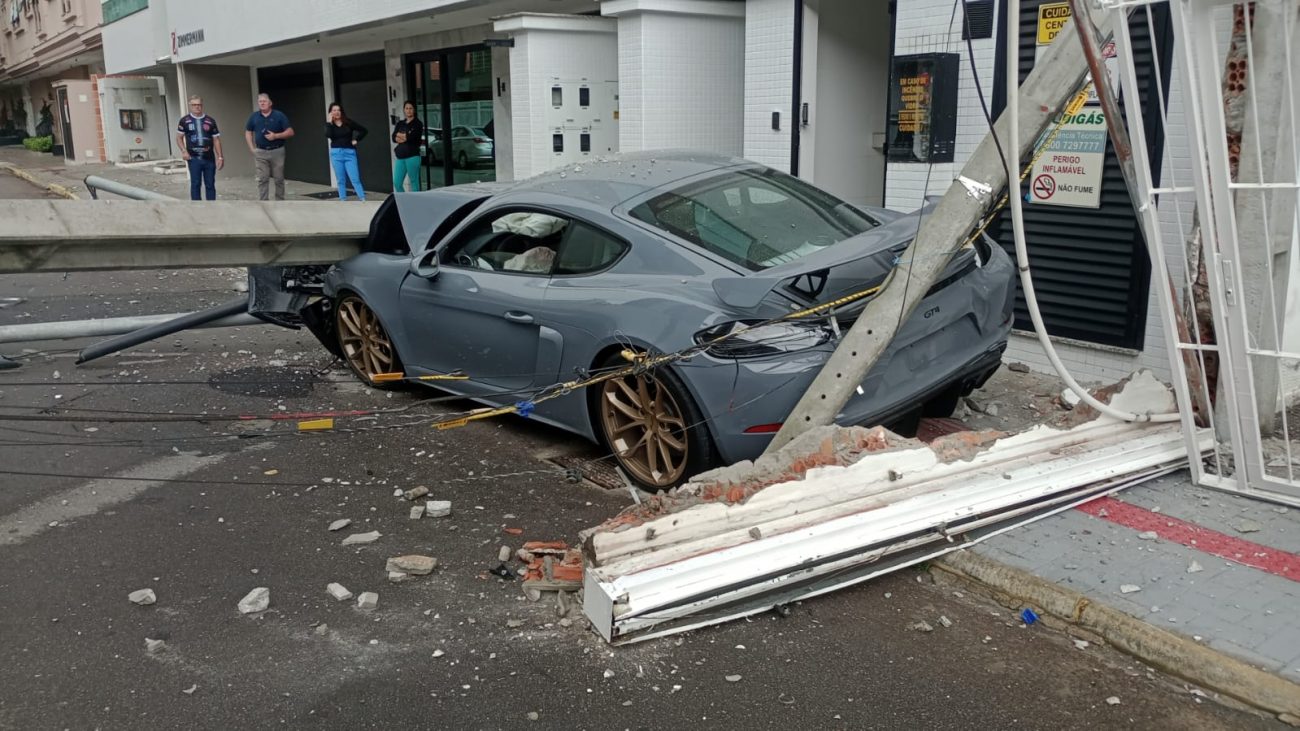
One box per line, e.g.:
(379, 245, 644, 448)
(341, 530, 382, 546)
(327, 583, 353, 601)
(328, 518, 351, 532)
(404, 486, 429, 501)
(357, 591, 378, 610)
(386, 555, 437, 575)
(128, 588, 156, 606)
(426, 500, 452, 518)
(238, 587, 270, 614)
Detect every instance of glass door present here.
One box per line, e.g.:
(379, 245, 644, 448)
(406, 46, 497, 189)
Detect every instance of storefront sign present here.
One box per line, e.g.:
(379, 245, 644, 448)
(886, 53, 958, 164)
(171, 29, 206, 56)
(1029, 109, 1108, 208)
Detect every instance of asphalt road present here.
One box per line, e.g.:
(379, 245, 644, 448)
(0, 174, 1282, 729)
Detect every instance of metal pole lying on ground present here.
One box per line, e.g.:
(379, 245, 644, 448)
(0, 311, 262, 344)
(76, 298, 254, 364)
(764, 18, 1101, 453)
(82, 175, 177, 201)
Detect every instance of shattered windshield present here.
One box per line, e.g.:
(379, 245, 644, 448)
(629, 168, 878, 271)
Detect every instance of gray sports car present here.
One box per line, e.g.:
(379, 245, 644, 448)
(305, 151, 1016, 488)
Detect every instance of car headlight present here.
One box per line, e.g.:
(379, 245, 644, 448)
(694, 319, 833, 359)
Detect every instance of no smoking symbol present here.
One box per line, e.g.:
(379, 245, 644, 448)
(1033, 174, 1056, 200)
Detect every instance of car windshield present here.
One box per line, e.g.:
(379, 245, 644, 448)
(628, 168, 878, 271)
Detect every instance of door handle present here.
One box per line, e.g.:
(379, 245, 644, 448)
(503, 311, 534, 324)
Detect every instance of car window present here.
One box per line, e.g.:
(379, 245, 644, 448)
(628, 168, 877, 271)
(442, 210, 568, 276)
(553, 222, 628, 276)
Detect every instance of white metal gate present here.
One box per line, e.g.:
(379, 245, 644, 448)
(1102, 0, 1300, 505)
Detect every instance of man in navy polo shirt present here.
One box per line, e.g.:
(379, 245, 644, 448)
(244, 92, 295, 200)
(176, 95, 223, 200)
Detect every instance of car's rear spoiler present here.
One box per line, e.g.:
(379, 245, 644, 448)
(710, 207, 928, 310)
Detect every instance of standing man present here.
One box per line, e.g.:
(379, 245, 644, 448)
(244, 93, 295, 201)
(176, 95, 223, 200)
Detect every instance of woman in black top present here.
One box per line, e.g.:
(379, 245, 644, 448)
(392, 101, 424, 192)
(325, 102, 368, 201)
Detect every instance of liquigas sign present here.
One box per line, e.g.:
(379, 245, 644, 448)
(1029, 109, 1108, 209)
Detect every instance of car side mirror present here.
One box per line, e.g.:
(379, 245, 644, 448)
(409, 249, 440, 279)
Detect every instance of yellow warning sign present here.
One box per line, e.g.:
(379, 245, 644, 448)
(1037, 2, 1071, 45)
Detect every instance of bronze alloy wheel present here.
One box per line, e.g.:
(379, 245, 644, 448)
(599, 371, 690, 488)
(336, 296, 397, 382)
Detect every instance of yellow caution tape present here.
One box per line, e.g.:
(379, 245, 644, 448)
(298, 418, 335, 431)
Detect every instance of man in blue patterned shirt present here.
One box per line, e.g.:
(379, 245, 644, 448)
(175, 95, 224, 200)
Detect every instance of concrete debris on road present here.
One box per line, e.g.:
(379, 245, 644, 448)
(404, 486, 429, 501)
(182, 684, 198, 695)
(128, 588, 156, 606)
(1230, 518, 1262, 534)
(498, 546, 512, 563)
(938, 616, 953, 628)
(238, 587, 270, 614)
(327, 583, 353, 601)
(1187, 561, 1203, 574)
(342, 530, 382, 545)
(725, 674, 742, 682)
(357, 592, 379, 610)
(328, 518, 351, 532)
(426, 500, 452, 518)
(386, 555, 437, 575)
(1105, 696, 1121, 706)
(388, 571, 411, 583)
(409, 504, 425, 520)
(1120, 585, 1142, 594)
(432, 649, 445, 658)
(1137, 531, 1158, 540)
(1073, 639, 1090, 650)
(909, 621, 935, 633)
(145, 638, 166, 654)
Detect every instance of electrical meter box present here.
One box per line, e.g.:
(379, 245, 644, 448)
(546, 78, 618, 166)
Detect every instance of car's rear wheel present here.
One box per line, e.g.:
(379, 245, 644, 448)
(595, 355, 713, 490)
(457, 151, 469, 169)
(336, 294, 403, 388)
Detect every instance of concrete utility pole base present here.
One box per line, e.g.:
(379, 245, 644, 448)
(764, 16, 1106, 454)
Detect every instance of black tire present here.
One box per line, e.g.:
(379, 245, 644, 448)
(591, 353, 716, 490)
(457, 151, 468, 169)
(335, 293, 405, 390)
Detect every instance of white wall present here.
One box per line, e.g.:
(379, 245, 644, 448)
(102, 3, 170, 74)
(99, 76, 172, 162)
(605, 1, 745, 155)
(178, 64, 255, 178)
(494, 15, 619, 180)
(743, 0, 793, 171)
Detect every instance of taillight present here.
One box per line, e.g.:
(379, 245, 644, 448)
(473, 137, 486, 143)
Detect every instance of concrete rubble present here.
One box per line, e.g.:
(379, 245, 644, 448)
(327, 583, 353, 601)
(404, 486, 429, 501)
(356, 592, 379, 610)
(128, 588, 156, 606)
(341, 531, 382, 546)
(386, 555, 436, 575)
(328, 518, 351, 532)
(238, 587, 270, 614)
(426, 500, 452, 518)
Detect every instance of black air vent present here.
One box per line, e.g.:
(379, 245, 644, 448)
(963, 0, 995, 40)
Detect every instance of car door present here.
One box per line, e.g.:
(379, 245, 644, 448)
(397, 208, 567, 394)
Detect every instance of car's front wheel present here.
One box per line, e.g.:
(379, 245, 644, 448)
(594, 355, 713, 490)
(335, 294, 403, 388)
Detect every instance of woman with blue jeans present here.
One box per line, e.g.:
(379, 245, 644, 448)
(325, 102, 368, 201)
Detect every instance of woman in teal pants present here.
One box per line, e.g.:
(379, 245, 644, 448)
(391, 101, 424, 192)
(325, 102, 367, 201)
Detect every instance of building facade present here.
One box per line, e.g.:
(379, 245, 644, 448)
(89, 0, 1299, 386)
(0, 0, 105, 162)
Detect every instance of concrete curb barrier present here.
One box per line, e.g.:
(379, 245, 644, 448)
(932, 550, 1300, 723)
(0, 162, 80, 199)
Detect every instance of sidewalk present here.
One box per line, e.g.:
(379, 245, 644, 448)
(935, 470, 1300, 720)
(0, 146, 345, 201)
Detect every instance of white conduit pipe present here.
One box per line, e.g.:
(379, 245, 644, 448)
(1004, 4, 1179, 424)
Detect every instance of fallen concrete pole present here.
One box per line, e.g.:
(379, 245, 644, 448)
(582, 373, 1212, 644)
(0, 311, 262, 344)
(0, 200, 376, 273)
